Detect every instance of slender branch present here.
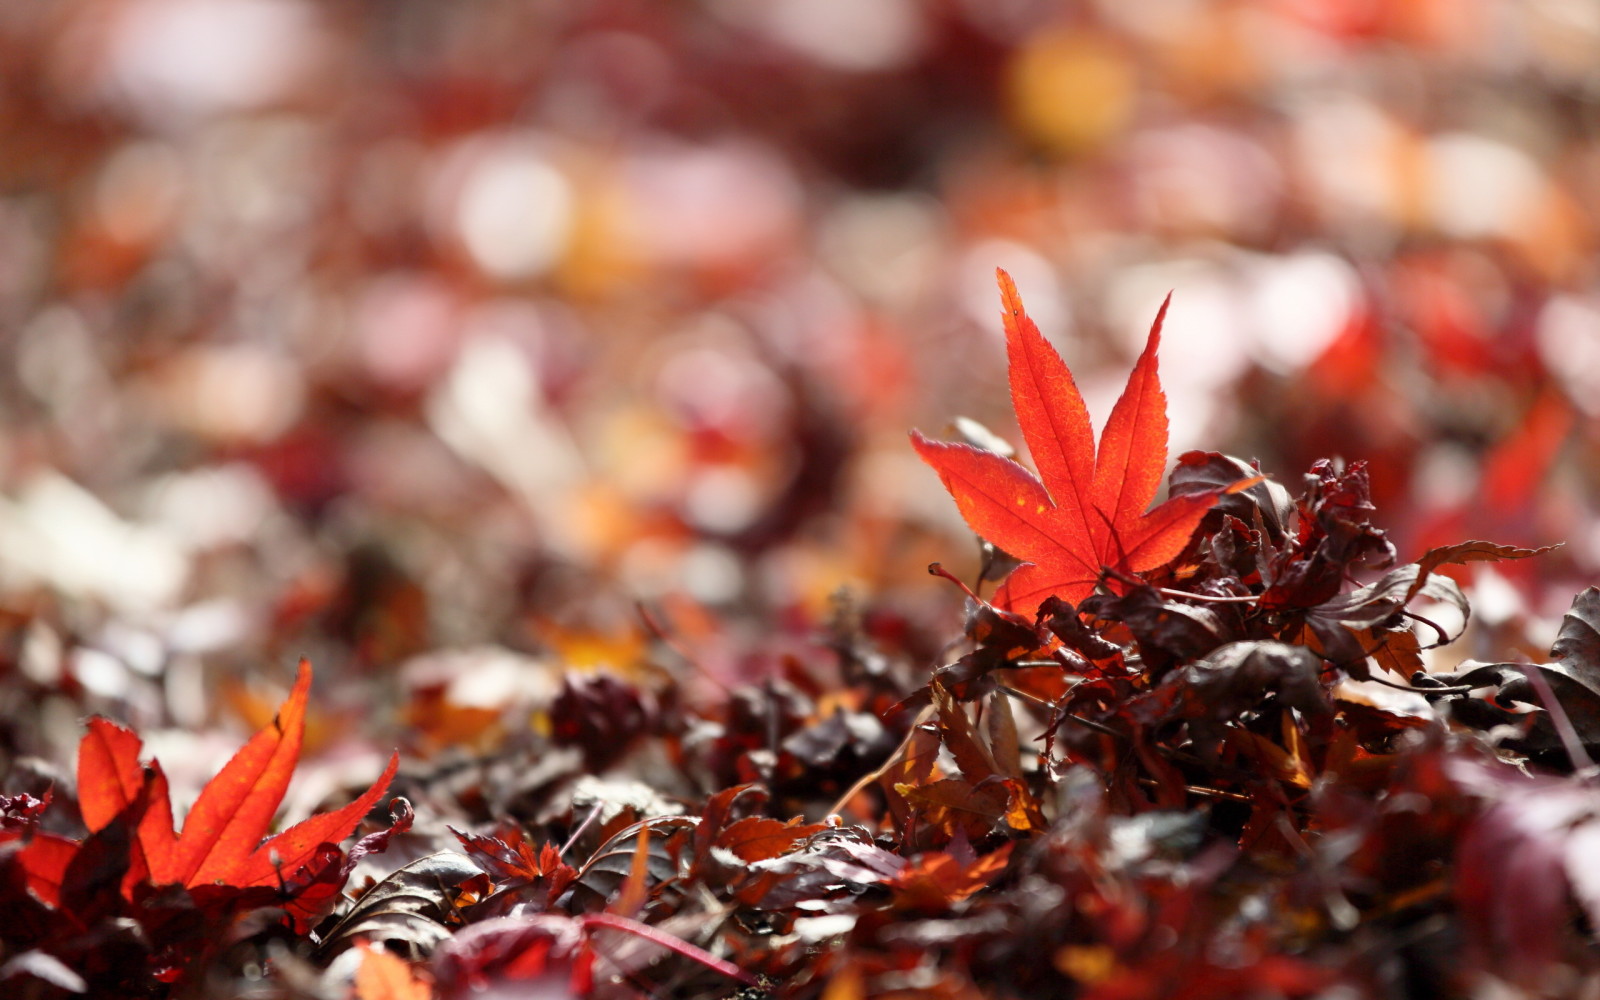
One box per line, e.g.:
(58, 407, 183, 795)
(1516, 662, 1595, 772)
(928, 562, 983, 603)
(1157, 588, 1259, 605)
(999, 680, 1261, 784)
(559, 800, 606, 860)
(1134, 776, 1252, 803)
(1400, 609, 1450, 649)
(1362, 673, 1479, 696)
(581, 912, 757, 986)
(999, 682, 1124, 741)
(826, 706, 936, 818)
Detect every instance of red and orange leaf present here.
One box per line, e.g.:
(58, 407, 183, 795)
(607, 829, 652, 918)
(233, 750, 398, 887)
(908, 433, 1080, 573)
(15, 832, 79, 907)
(450, 825, 547, 882)
(174, 660, 313, 886)
(992, 563, 1071, 622)
(76, 719, 177, 886)
(355, 941, 433, 1000)
(1091, 293, 1171, 540)
(1117, 489, 1227, 573)
(714, 816, 831, 863)
(888, 842, 1013, 910)
(1000, 268, 1097, 549)
(913, 270, 1226, 612)
(77, 718, 148, 833)
(13, 656, 398, 938)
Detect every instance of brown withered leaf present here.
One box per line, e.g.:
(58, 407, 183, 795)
(931, 680, 1003, 784)
(1407, 540, 1559, 603)
(317, 852, 489, 962)
(569, 816, 696, 910)
(1133, 640, 1331, 729)
(985, 689, 1025, 781)
(1360, 625, 1424, 678)
(1168, 451, 1294, 545)
(894, 777, 1039, 841)
(1426, 588, 1600, 757)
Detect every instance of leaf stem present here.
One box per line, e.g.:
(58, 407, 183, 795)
(1362, 673, 1479, 696)
(1400, 609, 1452, 649)
(559, 800, 606, 860)
(928, 562, 983, 603)
(581, 912, 757, 986)
(1515, 662, 1595, 772)
(1157, 588, 1259, 604)
(1134, 776, 1251, 803)
(826, 706, 937, 818)
(998, 682, 1124, 741)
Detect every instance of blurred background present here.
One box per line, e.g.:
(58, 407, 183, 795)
(3, 0, 1600, 776)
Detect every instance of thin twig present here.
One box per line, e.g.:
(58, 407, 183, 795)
(1134, 776, 1252, 803)
(927, 562, 982, 603)
(999, 682, 1124, 741)
(559, 800, 606, 860)
(826, 706, 936, 818)
(1516, 662, 1595, 772)
(998, 680, 1260, 783)
(1358, 877, 1449, 924)
(1363, 673, 1479, 696)
(582, 912, 757, 986)
(1157, 588, 1260, 605)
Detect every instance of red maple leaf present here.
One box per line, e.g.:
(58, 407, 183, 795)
(912, 269, 1226, 613)
(19, 658, 397, 903)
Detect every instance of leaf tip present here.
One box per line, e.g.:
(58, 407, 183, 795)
(995, 267, 1024, 320)
(1145, 292, 1173, 353)
(909, 428, 953, 467)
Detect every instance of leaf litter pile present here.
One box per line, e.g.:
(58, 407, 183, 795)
(7, 273, 1600, 999)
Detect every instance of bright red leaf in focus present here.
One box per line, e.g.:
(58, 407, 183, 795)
(28, 658, 397, 898)
(912, 269, 1226, 612)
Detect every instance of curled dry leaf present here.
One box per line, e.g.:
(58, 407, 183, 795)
(1425, 587, 1600, 753)
(569, 816, 697, 911)
(318, 851, 489, 962)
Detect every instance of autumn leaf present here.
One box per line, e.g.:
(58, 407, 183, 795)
(43, 658, 397, 894)
(354, 941, 432, 1000)
(74, 717, 175, 894)
(713, 816, 832, 863)
(886, 842, 1013, 911)
(894, 777, 1038, 840)
(912, 269, 1226, 613)
(450, 824, 569, 885)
